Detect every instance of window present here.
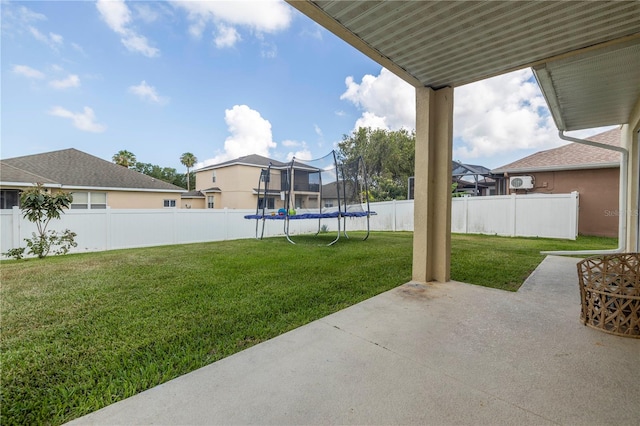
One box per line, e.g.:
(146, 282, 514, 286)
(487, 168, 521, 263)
(90, 192, 107, 209)
(260, 169, 270, 183)
(207, 196, 214, 209)
(70, 192, 88, 209)
(164, 199, 176, 208)
(0, 190, 20, 209)
(70, 192, 107, 209)
(212, 171, 216, 183)
(258, 197, 275, 210)
(325, 202, 334, 208)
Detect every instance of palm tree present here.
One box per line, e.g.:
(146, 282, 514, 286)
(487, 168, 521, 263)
(112, 150, 137, 168)
(180, 152, 197, 191)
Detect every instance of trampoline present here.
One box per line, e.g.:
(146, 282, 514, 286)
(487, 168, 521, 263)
(244, 150, 375, 245)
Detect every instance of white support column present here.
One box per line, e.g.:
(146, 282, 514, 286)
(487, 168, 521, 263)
(412, 86, 453, 283)
(624, 95, 640, 252)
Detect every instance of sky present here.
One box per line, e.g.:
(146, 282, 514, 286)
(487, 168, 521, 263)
(1, 0, 617, 174)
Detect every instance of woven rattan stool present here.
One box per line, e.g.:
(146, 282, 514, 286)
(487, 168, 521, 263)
(577, 253, 640, 338)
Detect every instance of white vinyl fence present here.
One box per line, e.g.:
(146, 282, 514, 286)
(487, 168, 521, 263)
(0, 193, 578, 258)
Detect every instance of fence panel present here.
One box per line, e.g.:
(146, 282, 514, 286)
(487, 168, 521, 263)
(0, 193, 579, 258)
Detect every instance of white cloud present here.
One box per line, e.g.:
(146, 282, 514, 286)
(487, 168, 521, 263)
(173, 0, 291, 49)
(48, 106, 107, 133)
(133, 3, 161, 23)
(128, 80, 169, 105)
(452, 69, 562, 159)
(28, 26, 63, 50)
(340, 68, 415, 132)
(214, 23, 240, 48)
(13, 64, 45, 79)
(96, 0, 131, 34)
(202, 105, 276, 166)
(314, 124, 323, 137)
(285, 142, 312, 161)
(340, 67, 592, 163)
(50, 74, 80, 89)
(281, 139, 300, 147)
(96, 0, 159, 57)
(121, 33, 159, 58)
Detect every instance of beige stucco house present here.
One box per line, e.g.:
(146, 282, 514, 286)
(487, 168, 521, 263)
(193, 154, 322, 211)
(0, 148, 185, 209)
(492, 128, 621, 237)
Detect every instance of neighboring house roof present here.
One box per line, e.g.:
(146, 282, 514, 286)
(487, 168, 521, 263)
(200, 187, 221, 193)
(1, 148, 184, 192)
(452, 162, 492, 177)
(196, 154, 289, 172)
(195, 154, 320, 173)
(492, 128, 621, 174)
(181, 190, 205, 198)
(0, 163, 58, 185)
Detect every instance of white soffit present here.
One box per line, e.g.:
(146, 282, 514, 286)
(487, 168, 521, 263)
(533, 39, 640, 131)
(287, 1, 640, 89)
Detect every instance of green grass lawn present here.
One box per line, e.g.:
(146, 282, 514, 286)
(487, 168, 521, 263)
(0, 232, 616, 425)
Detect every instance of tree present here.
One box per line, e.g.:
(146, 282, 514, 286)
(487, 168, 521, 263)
(132, 162, 187, 188)
(180, 152, 197, 191)
(9, 184, 77, 259)
(337, 127, 415, 201)
(112, 150, 137, 168)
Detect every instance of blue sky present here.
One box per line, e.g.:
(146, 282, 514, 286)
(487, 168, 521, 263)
(1, 0, 615, 174)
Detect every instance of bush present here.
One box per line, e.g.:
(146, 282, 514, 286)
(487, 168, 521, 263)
(4, 184, 76, 259)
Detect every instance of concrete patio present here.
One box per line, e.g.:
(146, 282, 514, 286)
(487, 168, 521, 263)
(69, 255, 639, 425)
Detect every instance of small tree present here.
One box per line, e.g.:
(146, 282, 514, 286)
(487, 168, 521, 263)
(11, 184, 77, 259)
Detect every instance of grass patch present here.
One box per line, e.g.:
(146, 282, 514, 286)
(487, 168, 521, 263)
(1, 232, 615, 425)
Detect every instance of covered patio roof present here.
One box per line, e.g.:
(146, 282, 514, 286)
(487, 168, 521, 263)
(287, 1, 640, 131)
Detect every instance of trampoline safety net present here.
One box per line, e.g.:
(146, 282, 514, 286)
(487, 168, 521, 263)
(244, 150, 375, 245)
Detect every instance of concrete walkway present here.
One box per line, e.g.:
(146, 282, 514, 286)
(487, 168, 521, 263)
(69, 256, 639, 425)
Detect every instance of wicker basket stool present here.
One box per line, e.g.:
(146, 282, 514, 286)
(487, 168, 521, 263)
(577, 253, 640, 338)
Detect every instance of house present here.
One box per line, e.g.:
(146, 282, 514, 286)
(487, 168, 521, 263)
(193, 154, 322, 210)
(0, 148, 185, 209)
(492, 128, 621, 237)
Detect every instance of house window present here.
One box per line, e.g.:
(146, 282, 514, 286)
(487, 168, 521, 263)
(212, 171, 216, 183)
(207, 196, 214, 209)
(164, 199, 176, 208)
(0, 190, 20, 209)
(70, 192, 107, 209)
(260, 169, 270, 183)
(325, 202, 334, 208)
(70, 192, 88, 209)
(258, 197, 275, 210)
(90, 192, 107, 209)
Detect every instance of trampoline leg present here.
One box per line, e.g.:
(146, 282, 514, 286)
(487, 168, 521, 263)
(327, 215, 340, 246)
(285, 217, 296, 244)
(363, 213, 370, 241)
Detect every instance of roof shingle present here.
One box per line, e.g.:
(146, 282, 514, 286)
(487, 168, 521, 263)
(492, 128, 621, 174)
(1, 148, 184, 192)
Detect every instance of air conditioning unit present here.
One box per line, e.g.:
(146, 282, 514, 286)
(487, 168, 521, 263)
(509, 175, 534, 189)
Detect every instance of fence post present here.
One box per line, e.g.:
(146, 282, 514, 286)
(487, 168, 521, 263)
(571, 191, 579, 239)
(510, 193, 517, 237)
(105, 207, 111, 251)
(224, 207, 229, 240)
(463, 196, 469, 234)
(12, 205, 21, 249)
(393, 200, 397, 232)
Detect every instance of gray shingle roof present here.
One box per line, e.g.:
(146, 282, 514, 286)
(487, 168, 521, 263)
(492, 128, 621, 174)
(1, 148, 184, 192)
(197, 154, 289, 171)
(196, 154, 321, 172)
